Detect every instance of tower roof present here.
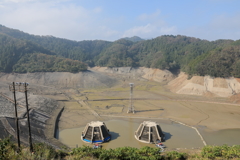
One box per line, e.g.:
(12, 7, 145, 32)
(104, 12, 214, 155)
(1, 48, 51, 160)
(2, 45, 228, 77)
(134, 121, 165, 143)
(142, 121, 158, 127)
(82, 121, 111, 143)
(88, 121, 105, 127)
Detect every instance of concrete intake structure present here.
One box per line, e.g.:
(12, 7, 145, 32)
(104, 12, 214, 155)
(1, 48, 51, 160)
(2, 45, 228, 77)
(135, 121, 165, 143)
(81, 121, 111, 143)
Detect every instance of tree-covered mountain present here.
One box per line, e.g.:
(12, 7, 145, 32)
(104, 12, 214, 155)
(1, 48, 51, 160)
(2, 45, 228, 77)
(13, 53, 87, 73)
(1, 24, 240, 78)
(0, 33, 54, 72)
(121, 36, 145, 42)
(0, 28, 87, 73)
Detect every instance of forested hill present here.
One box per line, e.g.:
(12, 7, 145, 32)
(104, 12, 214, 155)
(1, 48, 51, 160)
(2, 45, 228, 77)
(0, 24, 240, 77)
(0, 26, 88, 73)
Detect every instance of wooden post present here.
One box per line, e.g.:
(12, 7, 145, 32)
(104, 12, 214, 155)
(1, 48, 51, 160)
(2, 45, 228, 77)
(24, 83, 33, 152)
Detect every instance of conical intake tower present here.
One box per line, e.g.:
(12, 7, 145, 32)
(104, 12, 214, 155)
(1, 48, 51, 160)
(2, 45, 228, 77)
(81, 121, 111, 143)
(134, 121, 165, 143)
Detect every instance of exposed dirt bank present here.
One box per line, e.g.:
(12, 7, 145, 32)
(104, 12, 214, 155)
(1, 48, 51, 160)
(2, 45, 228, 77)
(2, 68, 240, 99)
(168, 72, 240, 99)
(0, 70, 119, 90)
(1, 67, 240, 150)
(91, 67, 175, 83)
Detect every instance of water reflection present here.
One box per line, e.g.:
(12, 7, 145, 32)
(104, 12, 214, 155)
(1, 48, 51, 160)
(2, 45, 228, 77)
(201, 128, 240, 146)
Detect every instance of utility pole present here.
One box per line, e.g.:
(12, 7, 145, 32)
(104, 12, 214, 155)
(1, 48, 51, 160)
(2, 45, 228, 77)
(13, 82, 33, 152)
(9, 82, 21, 151)
(23, 83, 33, 152)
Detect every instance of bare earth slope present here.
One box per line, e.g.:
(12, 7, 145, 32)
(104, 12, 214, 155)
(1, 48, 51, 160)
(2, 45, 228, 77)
(91, 67, 174, 83)
(168, 72, 240, 98)
(0, 70, 119, 89)
(1, 68, 240, 99)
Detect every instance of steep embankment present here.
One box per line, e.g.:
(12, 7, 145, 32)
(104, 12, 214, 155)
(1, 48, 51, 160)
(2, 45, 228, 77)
(0, 67, 174, 92)
(91, 67, 175, 83)
(168, 72, 240, 98)
(0, 70, 119, 89)
(2, 67, 240, 100)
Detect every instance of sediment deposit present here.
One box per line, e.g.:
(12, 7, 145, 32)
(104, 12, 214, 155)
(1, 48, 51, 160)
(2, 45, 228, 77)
(1, 67, 240, 149)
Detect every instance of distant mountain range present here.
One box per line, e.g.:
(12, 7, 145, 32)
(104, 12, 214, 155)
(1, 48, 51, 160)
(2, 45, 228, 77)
(0, 24, 240, 78)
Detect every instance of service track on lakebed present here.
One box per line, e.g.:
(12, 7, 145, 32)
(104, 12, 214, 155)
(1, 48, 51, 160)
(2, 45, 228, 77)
(57, 80, 240, 131)
(56, 80, 240, 150)
(1, 68, 240, 151)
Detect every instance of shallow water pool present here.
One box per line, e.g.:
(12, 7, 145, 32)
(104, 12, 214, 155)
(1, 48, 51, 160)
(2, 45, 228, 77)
(58, 119, 206, 149)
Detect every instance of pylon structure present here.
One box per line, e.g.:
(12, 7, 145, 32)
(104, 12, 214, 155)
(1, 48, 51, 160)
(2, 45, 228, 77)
(127, 83, 135, 114)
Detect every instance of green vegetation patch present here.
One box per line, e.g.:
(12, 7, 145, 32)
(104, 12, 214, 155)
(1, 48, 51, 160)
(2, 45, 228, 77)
(201, 145, 240, 159)
(13, 53, 87, 73)
(1, 137, 240, 160)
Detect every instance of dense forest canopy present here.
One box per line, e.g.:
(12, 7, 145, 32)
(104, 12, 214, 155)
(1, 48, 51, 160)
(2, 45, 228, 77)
(13, 53, 87, 73)
(0, 24, 240, 77)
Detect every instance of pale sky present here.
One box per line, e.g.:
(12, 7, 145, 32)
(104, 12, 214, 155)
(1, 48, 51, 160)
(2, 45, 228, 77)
(0, 0, 239, 41)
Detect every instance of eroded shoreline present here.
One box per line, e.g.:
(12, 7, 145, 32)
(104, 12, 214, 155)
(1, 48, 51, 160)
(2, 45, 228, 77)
(0, 68, 240, 151)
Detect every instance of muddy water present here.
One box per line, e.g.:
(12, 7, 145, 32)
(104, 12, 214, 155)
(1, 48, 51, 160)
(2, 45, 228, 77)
(201, 128, 240, 146)
(58, 119, 205, 149)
